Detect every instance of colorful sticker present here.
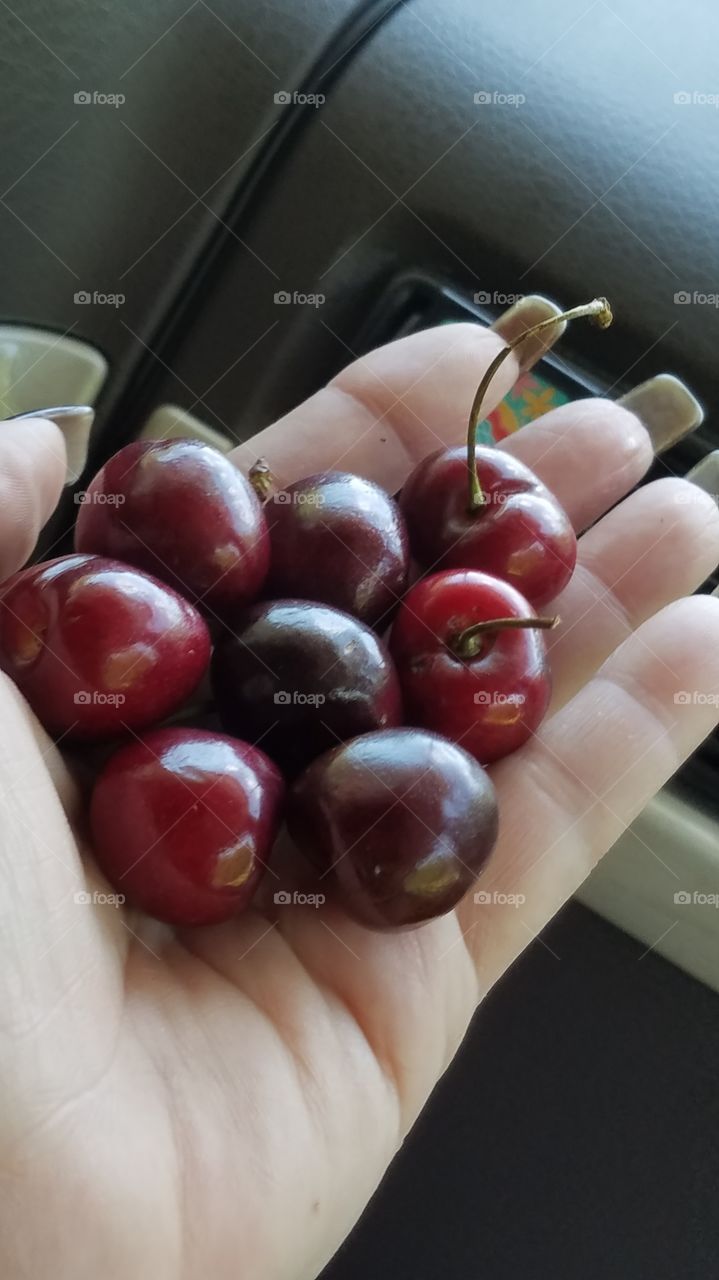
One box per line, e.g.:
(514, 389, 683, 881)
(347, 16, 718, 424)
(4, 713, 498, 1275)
(480, 372, 570, 445)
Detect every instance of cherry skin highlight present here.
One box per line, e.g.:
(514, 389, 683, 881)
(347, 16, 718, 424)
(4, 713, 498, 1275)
(212, 599, 402, 776)
(399, 445, 576, 608)
(264, 471, 409, 628)
(74, 438, 269, 617)
(288, 728, 498, 929)
(90, 728, 284, 926)
(0, 554, 211, 740)
(389, 569, 553, 764)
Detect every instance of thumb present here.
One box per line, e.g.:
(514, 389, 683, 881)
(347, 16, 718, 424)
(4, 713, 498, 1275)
(0, 417, 67, 580)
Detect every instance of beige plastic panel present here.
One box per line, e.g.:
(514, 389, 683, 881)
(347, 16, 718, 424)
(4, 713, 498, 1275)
(0, 325, 107, 417)
(139, 404, 231, 452)
(578, 789, 719, 991)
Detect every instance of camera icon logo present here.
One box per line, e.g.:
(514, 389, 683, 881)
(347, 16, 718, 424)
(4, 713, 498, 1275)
(274, 290, 291, 304)
(74, 90, 92, 104)
(473, 889, 493, 904)
(73, 890, 92, 904)
(274, 890, 292, 905)
(473, 691, 491, 704)
(274, 90, 292, 105)
(473, 290, 491, 305)
(74, 290, 91, 304)
(674, 690, 692, 705)
(674, 890, 692, 905)
(674, 290, 691, 304)
(273, 490, 291, 504)
(74, 690, 92, 704)
(673, 90, 692, 105)
(274, 690, 292, 705)
(474, 90, 492, 104)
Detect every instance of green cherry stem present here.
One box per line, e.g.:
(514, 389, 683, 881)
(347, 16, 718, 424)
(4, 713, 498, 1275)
(467, 296, 613, 512)
(451, 614, 560, 660)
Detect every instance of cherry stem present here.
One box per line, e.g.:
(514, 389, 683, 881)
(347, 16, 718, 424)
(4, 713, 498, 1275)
(451, 614, 560, 660)
(249, 458, 276, 504)
(467, 296, 613, 512)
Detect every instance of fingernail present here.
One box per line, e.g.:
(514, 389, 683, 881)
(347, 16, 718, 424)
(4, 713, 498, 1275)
(8, 404, 95, 484)
(686, 450, 719, 504)
(491, 295, 567, 372)
(618, 374, 703, 454)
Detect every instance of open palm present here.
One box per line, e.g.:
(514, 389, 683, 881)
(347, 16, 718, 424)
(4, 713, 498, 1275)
(2, 319, 719, 1280)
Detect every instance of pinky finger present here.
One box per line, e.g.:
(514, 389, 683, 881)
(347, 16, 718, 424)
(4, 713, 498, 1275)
(460, 594, 719, 985)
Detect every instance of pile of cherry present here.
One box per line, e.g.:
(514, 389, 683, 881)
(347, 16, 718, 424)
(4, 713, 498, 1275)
(0, 299, 611, 930)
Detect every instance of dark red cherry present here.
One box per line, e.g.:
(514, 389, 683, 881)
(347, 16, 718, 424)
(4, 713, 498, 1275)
(390, 569, 553, 764)
(400, 445, 576, 608)
(90, 728, 284, 925)
(288, 728, 498, 929)
(263, 471, 409, 628)
(74, 439, 269, 616)
(0, 554, 210, 740)
(212, 599, 402, 776)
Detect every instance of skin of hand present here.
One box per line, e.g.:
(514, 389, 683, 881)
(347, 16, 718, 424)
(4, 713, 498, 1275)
(1, 326, 719, 1280)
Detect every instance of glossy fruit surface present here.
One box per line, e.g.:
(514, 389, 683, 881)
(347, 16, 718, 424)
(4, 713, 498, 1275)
(0, 554, 210, 740)
(390, 569, 552, 764)
(265, 471, 409, 628)
(74, 439, 269, 616)
(288, 728, 498, 928)
(212, 599, 402, 776)
(91, 728, 284, 925)
(399, 445, 576, 608)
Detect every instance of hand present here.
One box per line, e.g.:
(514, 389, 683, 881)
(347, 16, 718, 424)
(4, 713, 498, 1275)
(2, 323, 719, 1280)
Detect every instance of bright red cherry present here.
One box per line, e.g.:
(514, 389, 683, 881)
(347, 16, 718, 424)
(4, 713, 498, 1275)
(262, 470, 409, 629)
(288, 728, 498, 928)
(399, 296, 613, 609)
(0, 554, 210, 740)
(389, 570, 554, 764)
(90, 728, 284, 925)
(212, 599, 402, 776)
(74, 439, 269, 617)
(399, 445, 576, 608)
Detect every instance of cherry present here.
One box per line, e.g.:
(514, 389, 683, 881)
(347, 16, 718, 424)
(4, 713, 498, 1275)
(399, 297, 613, 608)
(211, 599, 402, 776)
(288, 728, 498, 928)
(90, 728, 284, 925)
(400, 445, 576, 608)
(74, 439, 269, 617)
(0, 554, 210, 740)
(256, 468, 409, 629)
(389, 570, 555, 764)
